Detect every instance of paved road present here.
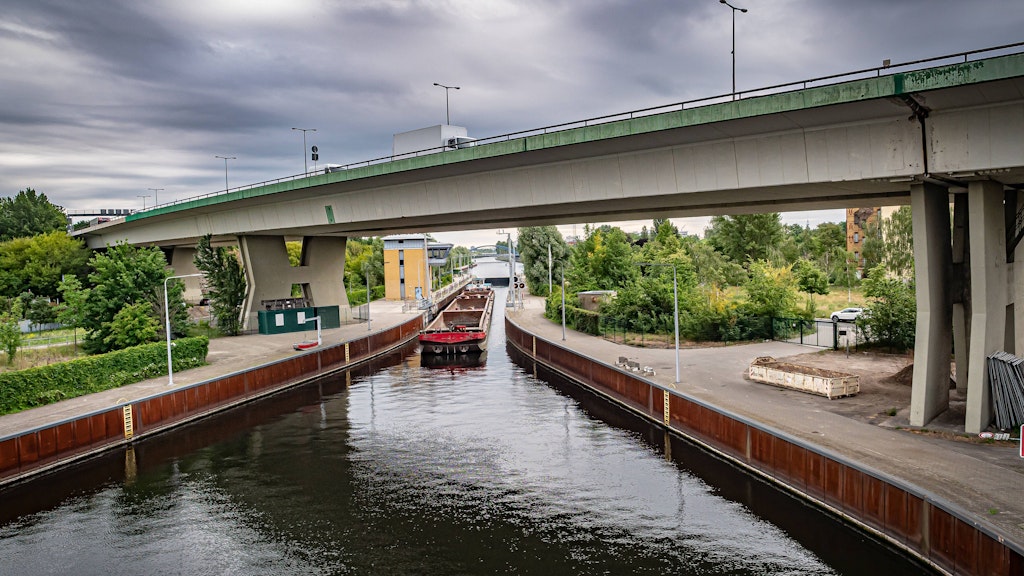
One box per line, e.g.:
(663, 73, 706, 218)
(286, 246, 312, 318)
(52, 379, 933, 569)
(0, 299, 421, 439)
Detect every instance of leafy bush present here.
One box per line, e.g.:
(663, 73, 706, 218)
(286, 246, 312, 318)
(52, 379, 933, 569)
(859, 265, 916, 351)
(0, 336, 209, 415)
(544, 286, 600, 335)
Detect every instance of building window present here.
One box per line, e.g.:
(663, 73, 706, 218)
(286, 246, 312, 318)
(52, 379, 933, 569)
(853, 232, 860, 243)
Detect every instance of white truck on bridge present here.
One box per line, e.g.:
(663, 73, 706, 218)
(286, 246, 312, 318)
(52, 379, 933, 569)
(392, 124, 475, 158)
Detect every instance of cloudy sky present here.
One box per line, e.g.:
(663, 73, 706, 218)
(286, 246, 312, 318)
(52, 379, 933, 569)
(3, 0, 1023, 246)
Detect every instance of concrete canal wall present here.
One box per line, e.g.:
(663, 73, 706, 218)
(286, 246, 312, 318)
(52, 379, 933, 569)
(505, 317, 1024, 576)
(0, 316, 424, 487)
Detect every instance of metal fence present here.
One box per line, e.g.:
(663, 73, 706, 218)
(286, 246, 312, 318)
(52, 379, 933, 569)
(769, 317, 865, 350)
(593, 314, 866, 350)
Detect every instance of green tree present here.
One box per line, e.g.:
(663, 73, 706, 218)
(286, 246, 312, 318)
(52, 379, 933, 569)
(809, 222, 846, 261)
(0, 188, 67, 241)
(103, 302, 160, 349)
(81, 242, 181, 354)
(345, 237, 385, 288)
(684, 237, 746, 288)
(881, 206, 914, 278)
(193, 234, 247, 336)
(792, 260, 829, 296)
(517, 226, 569, 296)
(860, 264, 916, 351)
(0, 299, 22, 365)
(566, 226, 636, 291)
(56, 275, 88, 351)
(743, 260, 798, 318)
(705, 213, 784, 264)
(0, 231, 90, 298)
(21, 293, 57, 325)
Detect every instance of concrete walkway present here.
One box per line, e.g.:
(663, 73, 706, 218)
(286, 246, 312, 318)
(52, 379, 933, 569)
(506, 295, 1024, 546)
(0, 300, 421, 439)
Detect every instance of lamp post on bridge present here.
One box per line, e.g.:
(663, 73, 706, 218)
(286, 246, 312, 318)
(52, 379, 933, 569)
(214, 155, 235, 192)
(720, 0, 747, 101)
(291, 127, 316, 174)
(147, 188, 164, 206)
(433, 83, 460, 125)
(165, 273, 204, 387)
(137, 195, 150, 209)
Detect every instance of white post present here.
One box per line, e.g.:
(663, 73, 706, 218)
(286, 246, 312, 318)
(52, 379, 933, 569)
(672, 265, 679, 384)
(561, 265, 566, 341)
(165, 273, 204, 386)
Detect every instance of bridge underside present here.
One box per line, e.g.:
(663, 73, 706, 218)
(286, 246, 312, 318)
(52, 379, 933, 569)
(76, 54, 1024, 432)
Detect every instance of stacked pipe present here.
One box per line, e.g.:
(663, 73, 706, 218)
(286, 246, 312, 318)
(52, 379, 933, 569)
(986, 351, 1024, 429)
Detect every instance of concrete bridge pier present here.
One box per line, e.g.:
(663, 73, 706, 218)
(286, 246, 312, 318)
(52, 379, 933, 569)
(909, 182, 953, 428)
(964, 180, 1011, 433)
(238, 235, 348, 331)
(911, 180, 1021, 433)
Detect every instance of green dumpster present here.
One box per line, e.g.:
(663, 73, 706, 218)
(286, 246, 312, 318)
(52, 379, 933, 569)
(257, 307, 317, 335)
(314, 305, 341, 329)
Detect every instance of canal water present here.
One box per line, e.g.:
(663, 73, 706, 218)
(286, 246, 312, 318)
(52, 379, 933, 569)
(0, 288, 930, 575)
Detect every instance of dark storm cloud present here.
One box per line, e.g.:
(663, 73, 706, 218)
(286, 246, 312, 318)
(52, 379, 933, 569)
(1, 0, 1023, 241)
(6, 0, 189, 80)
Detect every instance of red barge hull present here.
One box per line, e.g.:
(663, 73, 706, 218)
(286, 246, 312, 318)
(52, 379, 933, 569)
(418, 285, 494, 355)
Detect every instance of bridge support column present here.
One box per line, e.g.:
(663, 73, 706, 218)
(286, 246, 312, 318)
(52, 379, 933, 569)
(238, 235, 348, 331)
(298, 236, 350, 310)
(964, 180, 1010, 433)
(909, 182, 952, 428)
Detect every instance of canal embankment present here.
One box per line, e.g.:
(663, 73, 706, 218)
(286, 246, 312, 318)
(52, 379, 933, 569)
(0, 298, 428, 487)
(505, 295, 1024, 576)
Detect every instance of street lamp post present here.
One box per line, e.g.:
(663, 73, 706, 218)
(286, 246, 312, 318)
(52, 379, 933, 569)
(433, 82, 460, 125)
(137, 195, 150, 209)
(720, 0, 747, 100)
(165, 273, 204, 387)
(214, 155, 235, 192)
(147, 188, 164, 206)
(364, 262, 372, 332)
(638, 262, 680, 384)
(560, 263, 566, 341)
(291, 127, 316, 174)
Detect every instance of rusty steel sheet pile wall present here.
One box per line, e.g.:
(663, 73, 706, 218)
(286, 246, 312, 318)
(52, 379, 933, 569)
(0, 407, 125, 481)
(0, 314, 424, 486)
(505, 318, 1024, 576)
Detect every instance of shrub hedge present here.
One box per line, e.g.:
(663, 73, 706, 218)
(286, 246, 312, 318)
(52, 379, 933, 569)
(0, 336, 209, 415)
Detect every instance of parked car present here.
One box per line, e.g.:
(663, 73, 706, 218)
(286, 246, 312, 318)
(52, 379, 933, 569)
(830, 307, 863, 322)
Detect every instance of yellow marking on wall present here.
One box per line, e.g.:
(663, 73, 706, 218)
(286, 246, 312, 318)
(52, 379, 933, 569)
(663, 391, 670, 426)
(532, 336, 536, 355)
(122, 405, 134, 440)
(345, 343, 350, 363)
(124, 446, 137, 485)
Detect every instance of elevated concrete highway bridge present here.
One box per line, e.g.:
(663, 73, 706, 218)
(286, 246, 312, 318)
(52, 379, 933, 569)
(76, 46, 1024, 433)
